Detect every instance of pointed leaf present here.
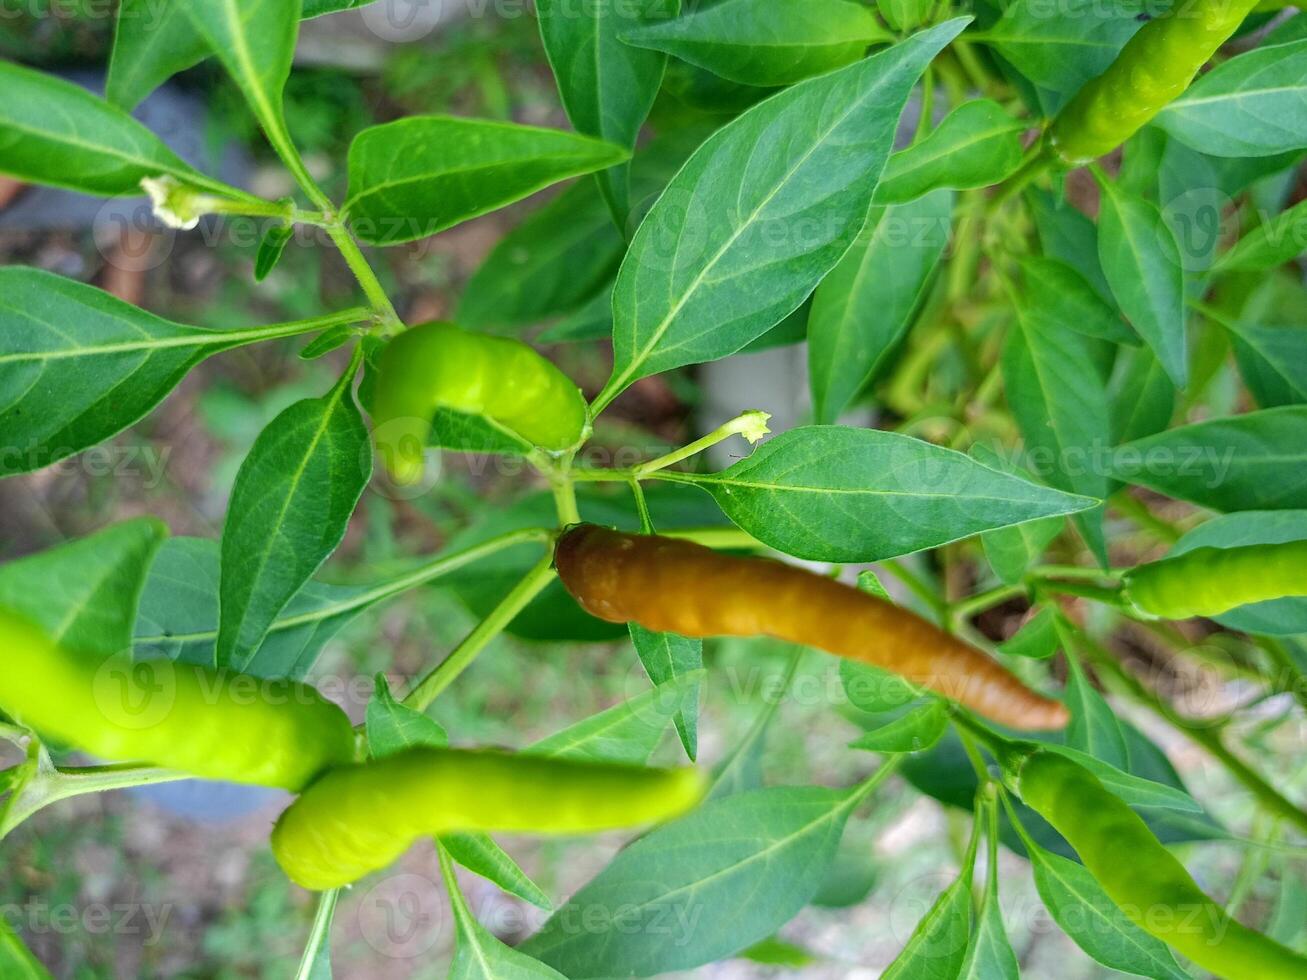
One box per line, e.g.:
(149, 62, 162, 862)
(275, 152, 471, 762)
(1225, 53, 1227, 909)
(849, 700, 948, 754)
(1097, 180, 1187, 386)
(345, 117, 628, 245)
(0, 61, 227, 198)
(1016, 257, 1138, 346)
(0, 520, 166, 660)
(1226, 321, 1307, 408)
(521, 785, 866, 976)
(366, 676, 448, 758)
(133, 538, 365, 679)
(440, 833, 553, 911)
(107, 1, 212, 111)
(881, 868, 973, 980)
(603, 20, 969, 401)
(0, 916, 50, 980)
(1109, 406, 1307, 512)
(684, 425, 1096, 563)
(629, 625, 703, 760)
(809, 190, 952, 423)
(1156, 39, 1307, 158)
(0, 268, 329, 477)
(527, 672, 705, 764)
(621, 0, 890, 87)
(216, 371, 371, 670)
(537, 0, 676, 222)
(1215, 196, 1307, 272)
(877, 99, 1024, 204)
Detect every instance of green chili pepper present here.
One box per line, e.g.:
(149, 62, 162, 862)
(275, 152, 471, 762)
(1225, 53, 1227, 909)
(1049, 0, 1261, 164)
(0, 609, 356, 791)
(1015, 749, 1307, 979)
(1124, 540, 1307, 620)
(371, 321, 589, 484)
(271, 747, 705, 890)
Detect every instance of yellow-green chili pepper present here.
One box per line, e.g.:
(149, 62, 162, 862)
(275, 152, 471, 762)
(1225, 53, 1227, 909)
(0, 609, 356, 790)
(1124, 540, 1307, 620)
(371, 321, 589, 484)
(1049, 0, 1261, 164)
(1016, 750, 1307, 979)
(271, 747, 705, 890)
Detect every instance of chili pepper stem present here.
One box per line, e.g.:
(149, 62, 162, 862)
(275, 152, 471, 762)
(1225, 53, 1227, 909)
(950, 583, 1027, 626)
(293, 889, 340, 980)
(402, 551, 559, 711)
(632, 411, 772, 478)
(987, 145, 1054, 212)
(0, 759, 189, 839)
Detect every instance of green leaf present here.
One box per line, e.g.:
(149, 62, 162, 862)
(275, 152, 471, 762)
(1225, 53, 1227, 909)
(1157, 39, 1307, 158)
(1097, 179, 1188, 387)
(877, 100, 1024, 204)
(441, 849, 567, 980)
(440, 833, 553, 911)
(299, 325, 355, 361)
(521, 785, 867, 976)
(602, 20, 969, 402)
(0, 916, 50, 980)
(629, 625, 703, 760)
(1027, 844, 1190, 980)
(958, 882, 1018, 980)
(366, 675, 448, 758)
(536, 286, 614, 344)
(710, 649, 804, 799)
(186, 0, 300, 154)
(1016, 257, 1138, 346)
(537, 0, 676, 223)
(0, 520, 167, 660)
(848, 700, 948, 754)
(878, 0, 933, 32)
(738, 936, 818, 966)
(1109, 345, 1175, 445)
(1166, 510, 1307, 636)
(841, 659, 923, 715)
(811, 844, 879, 907)
(621, 0, 889, 87)
(1064, 654, 1128, 771)
(1000, 607, 1059, 660)
(1002, 303, 1111, 502)
(527, 672, 705, 764)
(257, 223, 295, 283)
(1225, 320, 1307, 408)
(107, 0, 212, 111)
(682, 425, 1095, 563)
(108, 0, 377, 111)
(457, 181, 624, 331)
(973, 444, 1065, 585)
(1029, 188, 1112, 302)
(0, 268, 329, 477)
(808, 190, 952, 423)
(133, 538, 365, 679)
(0, 61, 230, 198)
(881, 866, 974, 980)
(1109, 406, 1307, 512)
(296, 889, 338, 980)
(216, 369, 371, 670)
(344, 117, 628, 245)
(981, 0, 1144, 112)
(1216, 197, 1307, 272)
(429, 409, 533, 457)
(1041, 743, 1203, 813)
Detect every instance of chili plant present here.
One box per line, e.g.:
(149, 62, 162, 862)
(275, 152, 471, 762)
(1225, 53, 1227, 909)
(2, 0, 1307, 975)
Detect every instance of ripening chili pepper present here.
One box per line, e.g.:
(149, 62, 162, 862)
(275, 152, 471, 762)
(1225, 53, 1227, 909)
(554, 525, 1069, 730)
(1049, 0, 1261, 164)
(0, 609, 356, 790)
(371, 321, 589, 484)
(1125, 540, 1307, 620)
(1015, 749, 1307, 979)
(270, 747, 705, 890)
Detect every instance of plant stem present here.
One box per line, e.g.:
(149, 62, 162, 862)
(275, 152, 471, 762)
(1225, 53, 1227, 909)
(1082, 637, 1307, 835)
(629, 479, 655, 533)
(632, 411, 771, 477)
(988, 146, 1054, 212)
(1112, 492, 1184, 544)
(402, 551, 558, 711)
(293, 888, 340, 980)
(0, 763, 188, 839)
(951, 583, 1027, 625)
(880, 559, 949, 619)
(1254, 636, 1307, 714)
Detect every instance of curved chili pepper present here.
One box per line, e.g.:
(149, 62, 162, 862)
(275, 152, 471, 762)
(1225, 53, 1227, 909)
(0, 609, 356, 790)
(1017, 749, 1307, 979)
(1125, 540, 1307, 620)
(1050, 0, 1261, 164)
(271, 747, 704, 890)
(371, 321, 589, 484)
(555, 525, 1069, 730)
